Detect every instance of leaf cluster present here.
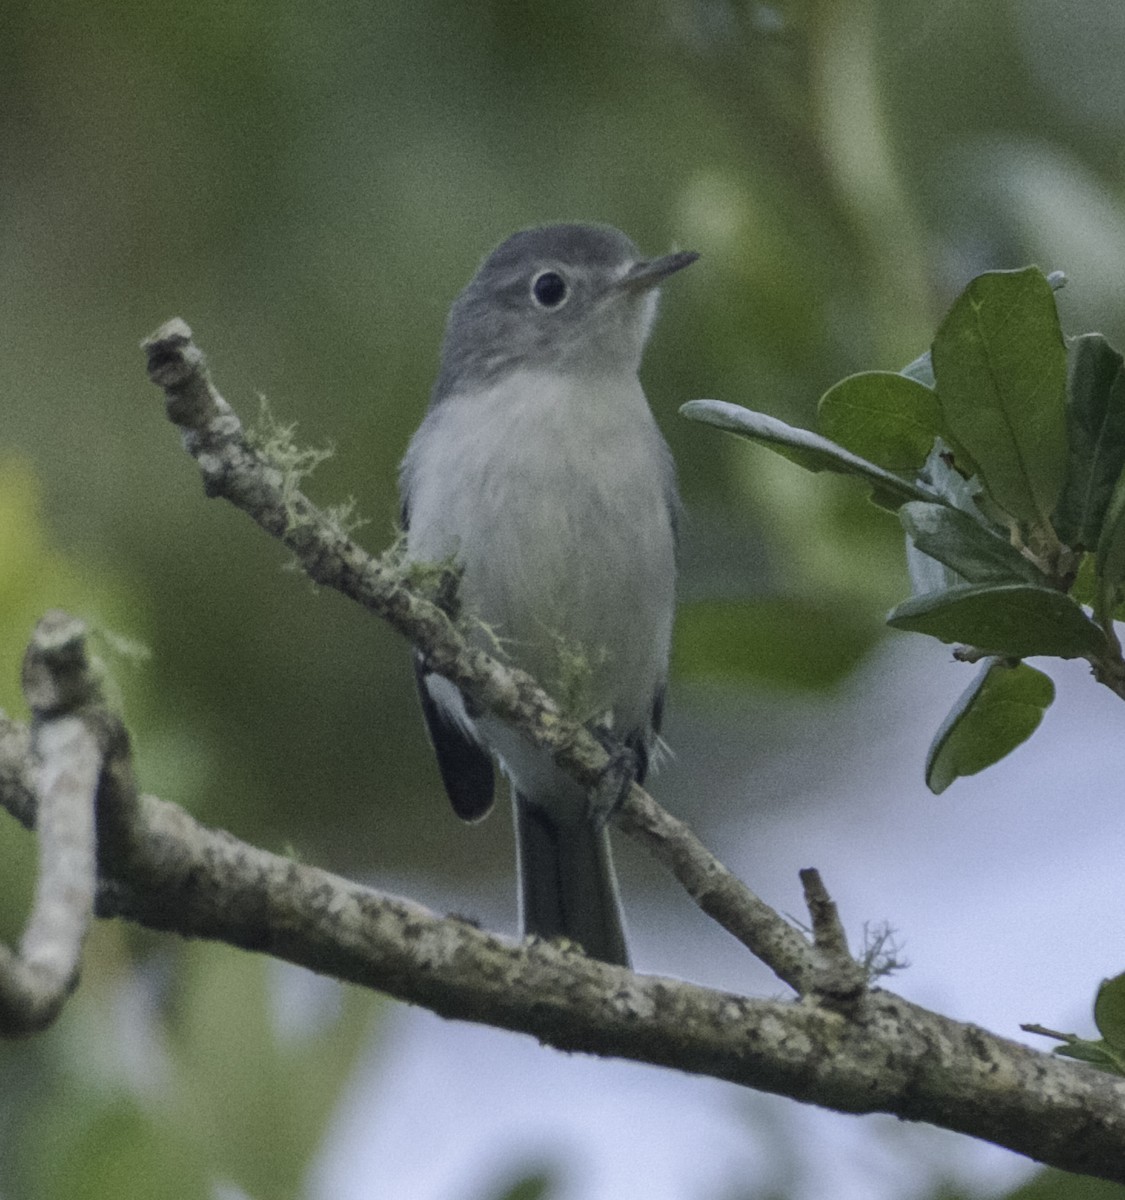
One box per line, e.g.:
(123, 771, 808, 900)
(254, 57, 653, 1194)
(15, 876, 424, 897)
(683, 268, 1125, 791)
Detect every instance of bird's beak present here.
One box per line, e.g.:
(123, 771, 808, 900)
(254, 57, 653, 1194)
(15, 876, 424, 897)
(616, 250, 699, 293)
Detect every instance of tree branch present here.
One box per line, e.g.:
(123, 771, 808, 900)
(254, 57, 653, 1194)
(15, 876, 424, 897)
(4, 319, 1123, 1179)
(0, 613, 102, 1034)
(1, 690, 1125, 1179)
(141, 317, 822, 995)
(129, 319, 1125, 1178)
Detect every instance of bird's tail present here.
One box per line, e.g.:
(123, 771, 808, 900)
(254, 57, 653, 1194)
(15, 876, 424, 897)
(514, 794, 629, 967)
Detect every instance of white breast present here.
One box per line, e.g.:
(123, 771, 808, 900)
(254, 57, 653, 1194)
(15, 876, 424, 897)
(402, 368, 677, 766)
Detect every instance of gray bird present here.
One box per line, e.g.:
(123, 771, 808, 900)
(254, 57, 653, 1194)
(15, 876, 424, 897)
(400, 223, 695, 966)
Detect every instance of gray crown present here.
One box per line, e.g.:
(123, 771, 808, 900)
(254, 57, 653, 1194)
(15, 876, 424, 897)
(432, 223, 690, 402)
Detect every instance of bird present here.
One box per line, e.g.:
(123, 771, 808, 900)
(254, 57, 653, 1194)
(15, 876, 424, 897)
(400, 223, 695, 966)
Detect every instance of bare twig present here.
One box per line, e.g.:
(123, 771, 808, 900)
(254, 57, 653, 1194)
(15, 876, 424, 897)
(799, 866, 867, 1006)
(1021, 1023, 1076, 1042)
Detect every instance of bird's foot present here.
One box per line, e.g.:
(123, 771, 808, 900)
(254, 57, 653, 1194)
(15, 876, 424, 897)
(585, 727, 639, 828)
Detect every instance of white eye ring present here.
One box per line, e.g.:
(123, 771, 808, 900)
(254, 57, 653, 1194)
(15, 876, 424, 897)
(530, 270, 569, 309)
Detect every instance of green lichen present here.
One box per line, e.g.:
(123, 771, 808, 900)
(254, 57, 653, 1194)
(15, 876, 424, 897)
(322, 497, 370, 540)
(543, 628, 607, 723)
(245, 396, 334, 533)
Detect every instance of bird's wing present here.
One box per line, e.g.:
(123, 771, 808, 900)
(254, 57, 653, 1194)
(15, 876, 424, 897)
(413, 653, 495, 822)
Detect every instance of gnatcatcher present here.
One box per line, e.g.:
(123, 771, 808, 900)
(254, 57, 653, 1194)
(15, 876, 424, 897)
(400, 223, 696, 966)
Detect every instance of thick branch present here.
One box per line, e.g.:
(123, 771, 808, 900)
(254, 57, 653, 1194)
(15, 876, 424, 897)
(141, 318, 822, 994)
(1, 721, 1124, 1180)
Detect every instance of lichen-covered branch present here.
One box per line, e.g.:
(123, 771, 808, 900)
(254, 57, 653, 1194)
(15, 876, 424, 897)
(0, 613, 103, 1034)
(1, 687, 1125, 1178)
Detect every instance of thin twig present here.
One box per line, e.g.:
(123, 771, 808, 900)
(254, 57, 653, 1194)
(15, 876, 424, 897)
(614, 790, 819, 990)
(798, 867, 867, 1007)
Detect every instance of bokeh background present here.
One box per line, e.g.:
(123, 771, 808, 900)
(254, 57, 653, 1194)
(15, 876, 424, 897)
(3, 2, 1125, 1197)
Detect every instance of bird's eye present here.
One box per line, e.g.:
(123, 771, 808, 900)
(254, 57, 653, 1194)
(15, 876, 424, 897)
(531, 270, 568, 309)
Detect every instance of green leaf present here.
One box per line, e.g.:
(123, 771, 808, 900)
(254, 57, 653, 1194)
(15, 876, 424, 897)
(1094, 972, 1125, 1050)
(1071, 551, 1125, 621)
(1095, 457, 1125, 596)
(925, 658, 1054, 794)
(1054, 1038, 1125, 1073)
(903, 448, 990, 594)
(905, 538, 963, 596)
(817, 371, 945, 471)
(932, 267, 1068, 527)
(1053, 334, 1125, 550)
(900, 501, 1048, 586)
(1071, 551, 1098, 606)
(1045, 972, 1125, 1077)
(887, 582, 1106, 659)
(680, 399, 936, 509)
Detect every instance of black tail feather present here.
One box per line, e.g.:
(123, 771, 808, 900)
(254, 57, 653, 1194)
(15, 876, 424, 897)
(514, 794, 629, 967)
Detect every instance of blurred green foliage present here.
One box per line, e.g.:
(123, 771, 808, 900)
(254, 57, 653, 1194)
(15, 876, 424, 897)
(3, 926, 380, 1199)
(982, 1174, 1125, 1200)
(4, 0, 1125, 1195)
